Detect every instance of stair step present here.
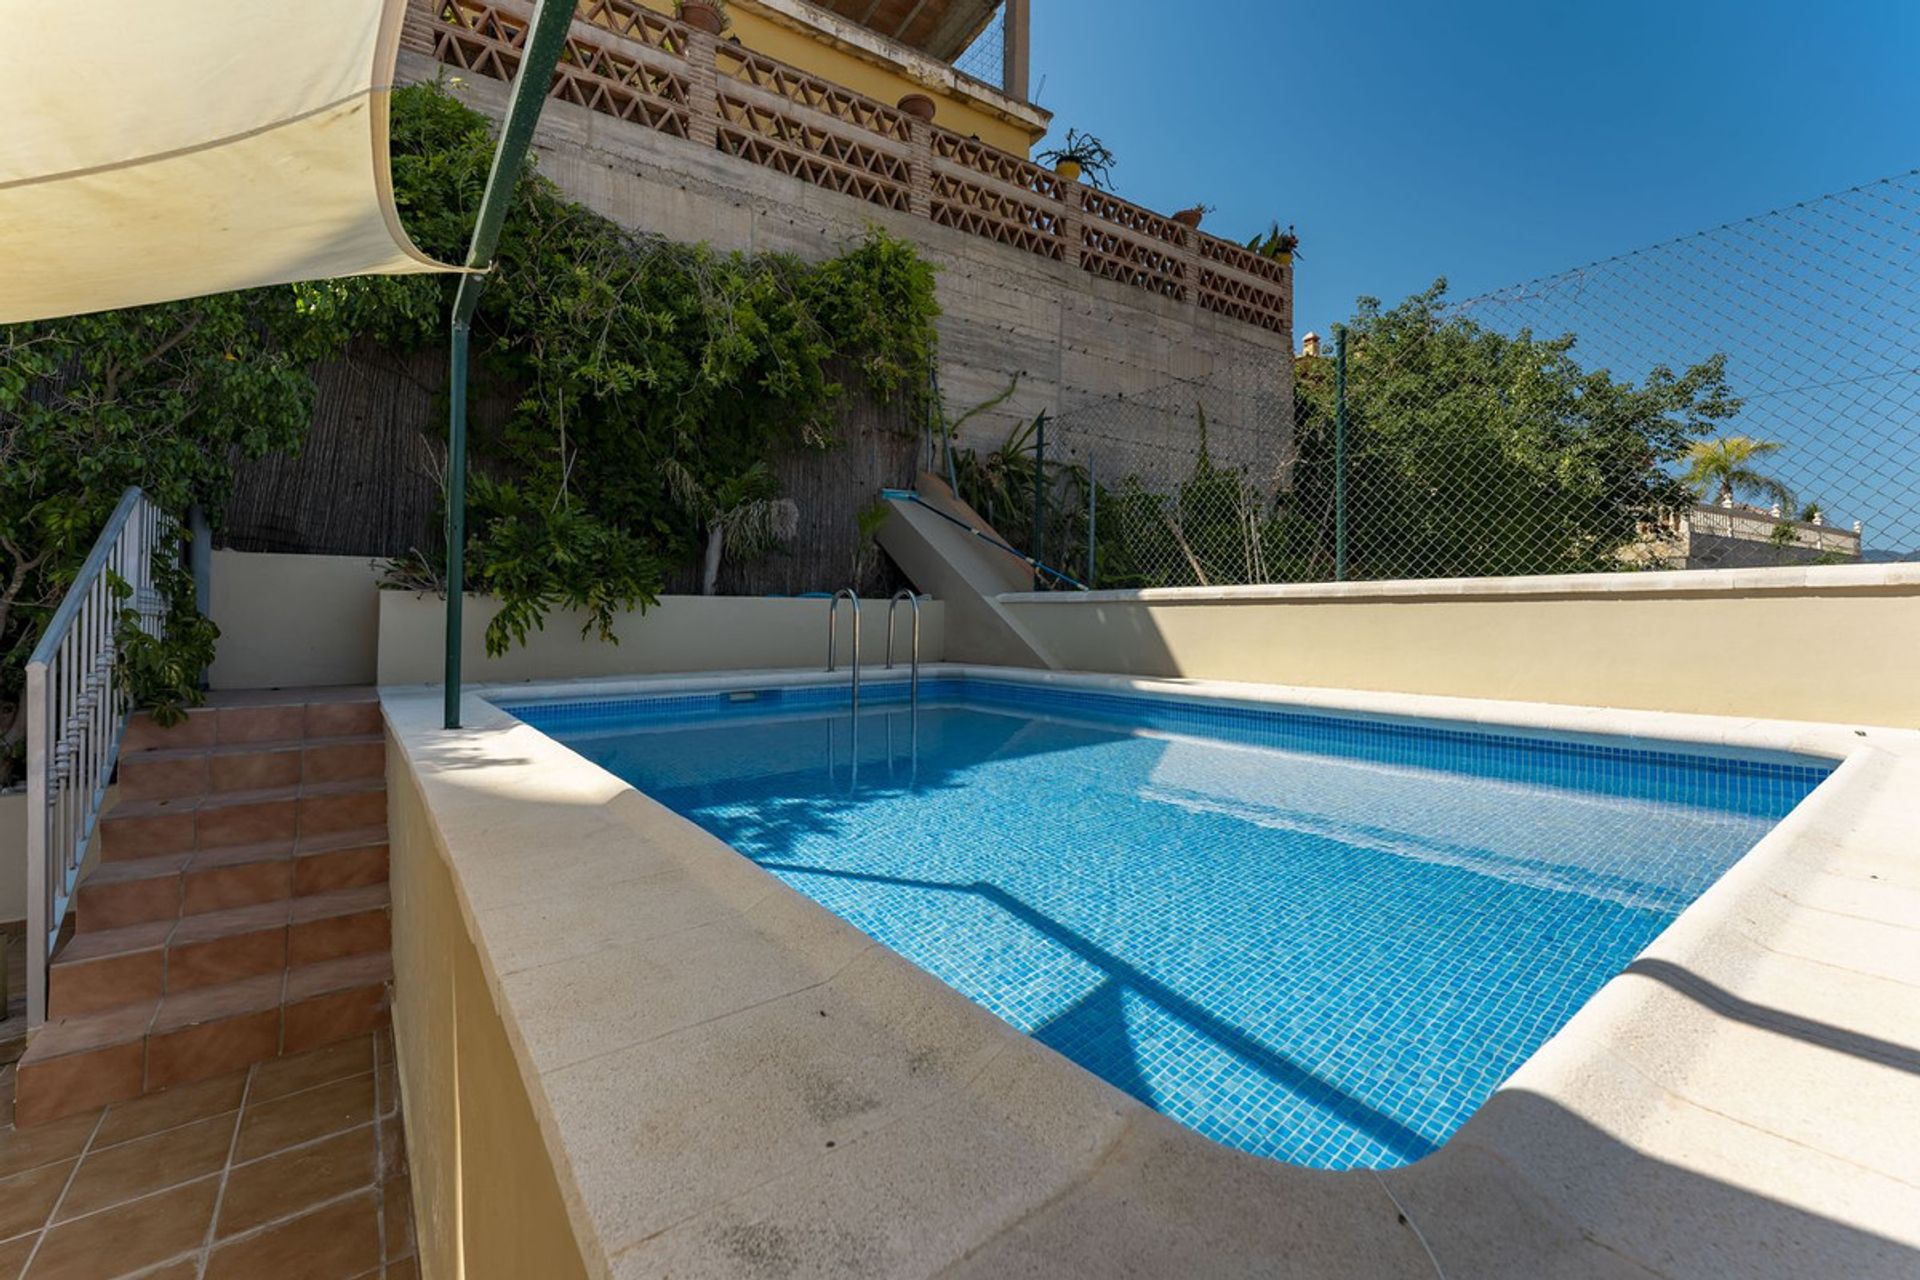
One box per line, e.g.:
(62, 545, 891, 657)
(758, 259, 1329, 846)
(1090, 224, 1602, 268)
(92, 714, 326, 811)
(15, 952, 393, 1126)
(53, 886, 391, 1018)
(100, 779, 386, 862)
(123, 688, 381, 753)
(75, 827, 389, 933)
(119, 734, 386, 802)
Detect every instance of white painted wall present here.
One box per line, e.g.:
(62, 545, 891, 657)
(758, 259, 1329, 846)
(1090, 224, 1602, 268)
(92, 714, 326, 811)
(208, 550, 382, 690)
(377, 590, 946, 687)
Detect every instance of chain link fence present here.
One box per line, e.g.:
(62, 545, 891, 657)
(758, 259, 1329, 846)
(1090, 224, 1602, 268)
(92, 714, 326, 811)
(951, 4, 1006, 93)
(1014, 170, 1920, 590)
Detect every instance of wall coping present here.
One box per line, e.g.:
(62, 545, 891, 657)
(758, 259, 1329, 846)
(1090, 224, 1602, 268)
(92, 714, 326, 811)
(999, 561, 1920, 606)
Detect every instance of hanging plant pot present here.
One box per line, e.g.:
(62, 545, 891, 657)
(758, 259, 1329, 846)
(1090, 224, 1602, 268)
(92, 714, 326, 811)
(1053, 159, 1083, 183)
(678, 1, 725, 34)
(896, 93, 936, 122)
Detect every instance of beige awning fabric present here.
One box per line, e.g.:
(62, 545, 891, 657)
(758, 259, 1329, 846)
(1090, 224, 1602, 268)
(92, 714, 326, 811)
(0, 0, 458, 324)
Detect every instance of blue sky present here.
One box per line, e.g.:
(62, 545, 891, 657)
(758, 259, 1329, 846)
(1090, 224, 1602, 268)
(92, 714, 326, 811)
(1026, 0, 1920, 338)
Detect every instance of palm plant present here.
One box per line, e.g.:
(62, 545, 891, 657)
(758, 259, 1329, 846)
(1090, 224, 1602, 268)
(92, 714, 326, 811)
(1683, 436, 1794, 510)
(661, 459, 799, 595)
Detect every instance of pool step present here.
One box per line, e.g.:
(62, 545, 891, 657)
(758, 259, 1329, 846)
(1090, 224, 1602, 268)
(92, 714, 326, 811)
(14, 688, 392, 1127)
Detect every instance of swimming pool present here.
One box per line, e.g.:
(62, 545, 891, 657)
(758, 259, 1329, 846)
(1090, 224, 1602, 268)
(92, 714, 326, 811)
(505, 675, 1830, 1171)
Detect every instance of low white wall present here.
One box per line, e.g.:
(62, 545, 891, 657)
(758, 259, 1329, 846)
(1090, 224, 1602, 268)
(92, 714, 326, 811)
(377, 591, 947, 687)
(208, 550, 382, 689)
(999, 564, 1920, 727)
(0, 790, 25, 926)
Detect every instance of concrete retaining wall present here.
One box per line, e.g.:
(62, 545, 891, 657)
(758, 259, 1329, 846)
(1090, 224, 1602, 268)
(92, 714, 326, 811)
(406, 52, 1294, 464)
(377, 590, 946, 687)
(997, 565, 1920, 727)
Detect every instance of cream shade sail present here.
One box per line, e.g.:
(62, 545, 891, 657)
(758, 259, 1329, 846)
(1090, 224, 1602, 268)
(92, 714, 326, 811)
(0, 0, 458, 324)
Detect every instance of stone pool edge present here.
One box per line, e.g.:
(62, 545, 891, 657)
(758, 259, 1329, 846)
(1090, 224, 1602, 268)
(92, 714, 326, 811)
(380, 669, 1920, 1279)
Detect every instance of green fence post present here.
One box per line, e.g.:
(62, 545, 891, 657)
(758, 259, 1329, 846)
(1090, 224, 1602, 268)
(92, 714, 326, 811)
(1032, 410, 1048, 579)
(1333, 324, 1349, 583)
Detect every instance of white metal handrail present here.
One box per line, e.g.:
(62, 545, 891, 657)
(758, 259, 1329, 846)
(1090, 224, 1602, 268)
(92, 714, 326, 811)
(24, 487, 173, 1027)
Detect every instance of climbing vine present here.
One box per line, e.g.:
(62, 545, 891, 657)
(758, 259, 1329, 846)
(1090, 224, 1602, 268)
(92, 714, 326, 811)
(0, 77, 943, 778)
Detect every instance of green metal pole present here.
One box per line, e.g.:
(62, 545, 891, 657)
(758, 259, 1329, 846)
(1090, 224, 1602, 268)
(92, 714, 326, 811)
(443, 0, 576, 730)
(1333, 324, 1349, 583)
(1032, 410, 1047, 580)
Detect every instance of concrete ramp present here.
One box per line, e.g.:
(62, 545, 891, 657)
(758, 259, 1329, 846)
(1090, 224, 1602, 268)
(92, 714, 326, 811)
(877, 473, 1056, 667)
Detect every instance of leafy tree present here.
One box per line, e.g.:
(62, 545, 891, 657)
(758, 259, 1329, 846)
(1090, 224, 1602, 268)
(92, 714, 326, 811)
(661, 460, 800, 596)
(0, 290, 351, 782)
(1286, 282, 1740, 579)
(2, 78, 943, 778)
(1683, 435, 1794, 510)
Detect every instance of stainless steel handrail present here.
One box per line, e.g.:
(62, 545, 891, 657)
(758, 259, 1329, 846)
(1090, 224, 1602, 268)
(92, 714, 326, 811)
(886, 590, 923, 711)
(827, 588, 860, 712)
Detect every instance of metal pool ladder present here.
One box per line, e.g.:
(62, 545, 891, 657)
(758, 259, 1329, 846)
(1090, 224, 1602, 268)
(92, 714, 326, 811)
(827, 588, 860, 712)
(886, 590, 924, 710)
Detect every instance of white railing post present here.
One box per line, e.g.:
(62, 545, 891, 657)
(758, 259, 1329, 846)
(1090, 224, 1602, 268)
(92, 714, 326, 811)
(24, 660, 50, 1028)
(21, 486, 176, 1030)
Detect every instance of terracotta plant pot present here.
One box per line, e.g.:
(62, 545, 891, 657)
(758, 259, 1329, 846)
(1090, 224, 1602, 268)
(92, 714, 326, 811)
(1053, 159, 1083, 183)
(678, 2, 725, 34)
(1171, 207, 1206, 230)
(896, 93, 936, 123)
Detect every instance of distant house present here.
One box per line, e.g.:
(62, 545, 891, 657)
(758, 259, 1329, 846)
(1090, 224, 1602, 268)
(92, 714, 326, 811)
(1629, 500, 1863, 569)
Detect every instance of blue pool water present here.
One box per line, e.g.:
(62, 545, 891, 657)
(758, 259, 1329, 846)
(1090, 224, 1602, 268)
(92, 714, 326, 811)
(508, 678, 1828, 1170)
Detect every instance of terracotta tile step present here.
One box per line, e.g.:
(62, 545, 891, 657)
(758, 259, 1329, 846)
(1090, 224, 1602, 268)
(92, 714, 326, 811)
(76, 827, 390, 932)
(124, 688, 381, 753)
(101, 779, 387, 862)
(53, 886, 392, 1017)
(119, 734, 387, 801)
(14, 952, 394, 1126)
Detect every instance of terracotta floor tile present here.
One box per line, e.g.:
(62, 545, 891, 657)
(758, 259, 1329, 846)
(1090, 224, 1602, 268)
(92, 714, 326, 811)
(381, 1173, 414, 1263)
(151, 974, 281, 1035)
(378, 1117, 408, 1181)
(305, 701, 382, 739)
(24, 1003, 154, 1061)
(0, 1110, 95, 1179)
(249, 1040, 373, 1107)
(236, 1075, 375, 1163)
(217, 1125, 376, 1239)
(56, 1113, 236, 1222)
(167, 928, 287, 993)
(49, 949, 164, 1020)
(135, 1262, 200, 1280)
(146, 1008, 280, 1092)
(0, 1157, 75, 1240)
(283, 984, 387, 1056)
(0, 1233, 36, 1280)
(374, 1060, 399, 1121)
(29, 1175, 218, 1280)
(93, 1074, 245, 1150)
(204, 1190, 380, 1280)
(14, 1042, 145, 1127)
(217, 705, 306, 745)
(291, 844, 388, 896)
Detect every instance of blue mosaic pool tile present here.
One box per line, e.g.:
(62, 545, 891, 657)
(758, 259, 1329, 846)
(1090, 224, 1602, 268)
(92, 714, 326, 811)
(505, 678, 1830, 1170)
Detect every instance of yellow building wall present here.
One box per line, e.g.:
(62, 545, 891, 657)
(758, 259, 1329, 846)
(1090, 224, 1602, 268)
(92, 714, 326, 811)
(640, 1, 1036, 153)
